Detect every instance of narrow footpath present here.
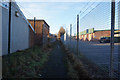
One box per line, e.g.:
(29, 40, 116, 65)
(40, 41, 67, 78)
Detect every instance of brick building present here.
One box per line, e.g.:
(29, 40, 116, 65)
(79, 28, 120, 41)
(28, 19, 50, 46)
(29, 24, 35, 48)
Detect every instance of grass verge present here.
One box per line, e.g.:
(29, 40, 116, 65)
(2, 42, 56, 78)
(60, 41, 90, 80)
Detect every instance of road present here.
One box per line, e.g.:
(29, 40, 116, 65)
(64, 40, 120, 77)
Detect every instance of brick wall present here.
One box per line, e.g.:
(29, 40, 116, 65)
(94, 30, 111, 40)
(28, 20, 49, 46)
(35, 34, 43, 45)
(28, 20, 44, 34)
(29, 26, 34, 48)
(88, 33, 94, 41)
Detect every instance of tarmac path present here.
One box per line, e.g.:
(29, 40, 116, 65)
(40, 42, 67, 78)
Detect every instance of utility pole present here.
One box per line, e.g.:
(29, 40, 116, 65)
(8, 0, 12, 73)
(110, 0, 115, 78)
(77, 14, 79, 56)
(8, 0, 11, 55)
(34, 17, 36, 50)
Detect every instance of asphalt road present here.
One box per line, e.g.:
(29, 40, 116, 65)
(64, 40, 120, 77)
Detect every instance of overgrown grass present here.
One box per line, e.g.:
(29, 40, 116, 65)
(2, 42, 56, 78)
(60, 40, 109, 79)
(60, 41, 90, 79)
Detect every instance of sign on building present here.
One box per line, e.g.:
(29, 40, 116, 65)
(86, 29, 89, 33)
(88, 28, 94, 34)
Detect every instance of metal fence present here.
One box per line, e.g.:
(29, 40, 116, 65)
(61, 0, 120, 79)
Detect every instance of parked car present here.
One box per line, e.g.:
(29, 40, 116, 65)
(99, 37, 110, 43)
(114, 37, 120, 43)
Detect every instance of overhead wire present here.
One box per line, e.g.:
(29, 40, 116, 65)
(16, 2, 34, 18)
(69, 0, 94, 35)
(78, 0, 92, 14)
(70, 0, 92, 28)
(80, 2, 101, 19)
(80, 0, 105, 19)
(80, 2, 96, 17)
(71, 0, 105, 35)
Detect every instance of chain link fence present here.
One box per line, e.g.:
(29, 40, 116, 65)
(61, 1, 120, 79)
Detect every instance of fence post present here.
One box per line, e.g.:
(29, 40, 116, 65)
(110, 0, 115, 78)
(70, 24, 72, 49)
(118, 1, 120, 80)
(33, 17, 36, 51)
(43, 24, 45, 48)
(66, 28, 68, 49)
(77, 14, 79, 56)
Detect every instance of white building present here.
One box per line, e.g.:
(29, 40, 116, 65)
(0, 1, 34, 56)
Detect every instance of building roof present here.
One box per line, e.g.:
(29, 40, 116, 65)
(94, 29, 111, 32)
(28, 19, 50, 28)
(94, 29, 120, 32)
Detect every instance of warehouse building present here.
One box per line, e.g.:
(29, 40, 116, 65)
(28, 19, 50, 46)
(79, 28, 120, 41)
(0, 2, 35, 55)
